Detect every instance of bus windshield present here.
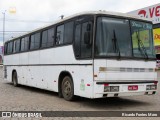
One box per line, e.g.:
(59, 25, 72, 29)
(95, 17, 156, 59)
(130, 20, 155, 59)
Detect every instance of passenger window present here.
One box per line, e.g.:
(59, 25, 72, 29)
(30, 35, 35, 50)
(16, 39, 20, 52)
(24, 36, 29, 51)
(56, 25, 64, 45)
(64, 21, 74, 44)
(7, 42, 13, 54)
(34, 33, 40, 49)
(4, 43, 8, 54)
(47, 28, 54, 47)
(7, 44, 9, 54)
(42, 28, 54, 48)
(15, 39, 20, 53)
(13, 41, 16, 53)
(42, 30, 48, 48)
(30, 32, 40, 50)
(21, 38, 25, 51)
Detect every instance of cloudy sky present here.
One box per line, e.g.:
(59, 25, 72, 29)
(0, 0, 160, 46)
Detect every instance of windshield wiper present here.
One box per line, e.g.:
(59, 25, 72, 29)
(136, 32, 148, 60)
(112, 30, 121, 59)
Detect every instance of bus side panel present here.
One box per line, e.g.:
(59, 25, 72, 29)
(65, 65, 93, 98)
(28, 51, 40, 64)
(4, 54, 20, 82)
(4, 46, 94, 98)
(4, 54, 20, 65)
(41, 66, 59, 91)
(19, 52, 29, 65)
(4, 66, 12, 82)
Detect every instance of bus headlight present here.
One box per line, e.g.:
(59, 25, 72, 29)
(104, 86, 119, 92)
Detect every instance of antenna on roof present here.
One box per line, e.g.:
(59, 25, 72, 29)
(60, 15, 64, 19)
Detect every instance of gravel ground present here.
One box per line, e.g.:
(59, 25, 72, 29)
(0, 66, 160, 120)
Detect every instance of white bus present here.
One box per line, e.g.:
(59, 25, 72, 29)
(4, 11, 158, 101)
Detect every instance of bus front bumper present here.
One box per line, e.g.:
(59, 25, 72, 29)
(93, 81, 158, 98)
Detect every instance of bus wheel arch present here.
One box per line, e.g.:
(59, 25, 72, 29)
(58, 71, 75, 100)
(12, 70, 18, 87)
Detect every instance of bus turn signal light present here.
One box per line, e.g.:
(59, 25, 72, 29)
(154, 81, 158, 85)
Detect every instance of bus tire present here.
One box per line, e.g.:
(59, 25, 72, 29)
(12, 71, 18, 87)
(61, 76, 74, 101)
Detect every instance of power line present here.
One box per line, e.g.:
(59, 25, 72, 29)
(0, 18, 53, 23)
(0, 33, 28, 34)
(0, 31, 30, 32)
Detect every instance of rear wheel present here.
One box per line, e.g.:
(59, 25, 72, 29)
(62, 76, 74, 101)
(12, 71, 18, 87)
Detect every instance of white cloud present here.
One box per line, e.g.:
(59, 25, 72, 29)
(0, 0, 160, 43)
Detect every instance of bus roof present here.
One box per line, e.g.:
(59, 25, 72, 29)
(5, 11, 152, 42)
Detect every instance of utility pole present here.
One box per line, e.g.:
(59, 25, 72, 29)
(2, 10, 6, 44)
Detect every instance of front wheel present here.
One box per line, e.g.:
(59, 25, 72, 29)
(12, 71, 18, 87)
(62, 76, 74, 101)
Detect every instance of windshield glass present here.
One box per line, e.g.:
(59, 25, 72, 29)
(95, 17, 132, 57)
(130, 20, 155, 58)
(95, 17, 156, 59)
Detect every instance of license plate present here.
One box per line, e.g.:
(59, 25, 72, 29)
(128, 85, 138, 91)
